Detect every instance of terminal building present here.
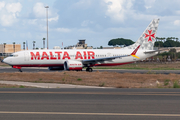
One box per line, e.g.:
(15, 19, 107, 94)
(64, 40, 93, 49)
(0, 44, 21, 56)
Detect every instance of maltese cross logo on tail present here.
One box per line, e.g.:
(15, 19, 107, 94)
(145, 30, 155, 42)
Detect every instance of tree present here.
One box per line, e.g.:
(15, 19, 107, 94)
(43, 38, 46, 49)
(176, 38, 179, 42)
(164, 40, 176, 47)
(108, 38, 134, 46)
(169, 48, 177, 61)
(3, 43, 6, 55)
(33, 41, 36, 50)
(154, 41, 163, 47)
(155, 37, 160, 42)
(23, 42, 26, 50)
(13, 42, 15, 52)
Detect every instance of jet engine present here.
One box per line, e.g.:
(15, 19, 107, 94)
(64, 60, 83, 71)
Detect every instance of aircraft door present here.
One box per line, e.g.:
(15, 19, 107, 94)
(24, 52, 29, 61)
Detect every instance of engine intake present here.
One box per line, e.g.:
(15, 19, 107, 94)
(64, 60, 83, 71)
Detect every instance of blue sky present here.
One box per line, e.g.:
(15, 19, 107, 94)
(0, 0, 180, 49)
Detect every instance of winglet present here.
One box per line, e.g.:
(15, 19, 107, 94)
(131, 45, 140, 59)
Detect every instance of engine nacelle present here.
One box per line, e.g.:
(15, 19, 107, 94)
(48, 66, 64, 70)
(64, 60, 83, 71)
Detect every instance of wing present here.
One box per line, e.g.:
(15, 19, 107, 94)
(82, 55, 130, 63)
(83, 45, 140, 64)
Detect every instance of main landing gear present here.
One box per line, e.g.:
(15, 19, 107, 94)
(19, 69, 22, 72)
(86, 67, 93, 72)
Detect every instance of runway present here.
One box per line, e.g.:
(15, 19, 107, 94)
(1, 67, 180, 74)
(0, 88, 180, 120)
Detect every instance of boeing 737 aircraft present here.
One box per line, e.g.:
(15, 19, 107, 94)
(2, 19, 160, 72)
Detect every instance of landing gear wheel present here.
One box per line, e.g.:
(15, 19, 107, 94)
(19, 69, 22, 72)
(86, 67, 93, 72)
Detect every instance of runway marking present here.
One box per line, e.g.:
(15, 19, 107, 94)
(0, 111, 180, 117)
(0, 91, 180, 96)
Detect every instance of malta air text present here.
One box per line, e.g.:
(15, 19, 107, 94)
(30, 51, 95, 60)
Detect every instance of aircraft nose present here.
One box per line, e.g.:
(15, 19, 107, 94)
(1, 58, 8, 64)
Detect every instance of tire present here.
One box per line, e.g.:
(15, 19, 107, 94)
(86, 67, 93, 72)
(89, 68, 93, 72)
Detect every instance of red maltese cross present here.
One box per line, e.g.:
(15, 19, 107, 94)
(145, 30, 155, 42)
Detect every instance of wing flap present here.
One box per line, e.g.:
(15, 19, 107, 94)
(83, 45, 141, 64)
(82, 55, 130, 63)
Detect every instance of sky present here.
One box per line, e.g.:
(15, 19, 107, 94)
(0, 0, 180, 49)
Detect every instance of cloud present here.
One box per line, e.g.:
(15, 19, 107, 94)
(0, 1, 5, 10)
(174, 20, 180, 26)
(1, 0, 180, 49)
(49, 16, 59, 22)
(54, 28, 71, 33)
(104, 0, 133, 22)
(33, 2, 59, 22)
(6, 2, 22, 14)
(144, 0, 156, 9)
(72, 0, 92, 9)
(33, 2, 46, 18)
(81, 20, 94, 27)
(0, 2, 22, 26)
(1, 14, 15, 26)
(176, 10, 180, 15)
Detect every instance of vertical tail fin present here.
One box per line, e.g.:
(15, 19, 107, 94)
(124, 19, 160, 50)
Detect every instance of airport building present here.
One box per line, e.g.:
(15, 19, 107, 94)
(0, 44, 21, 56)
(64, 40, 93, 49)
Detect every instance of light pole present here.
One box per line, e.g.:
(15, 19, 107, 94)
(45, 6, 49, 49)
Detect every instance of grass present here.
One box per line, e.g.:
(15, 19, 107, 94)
(19, 85, 25, 88)
(99, 82, 105, 87)
(77, 78, 82, 81)
(92, 62, 180, 70)
(93, 67, 180, 70)
(1, 62, 180, 88)
(0, 84, 31, 88)
(146, 71, 156, 74)
(173, 81, 180, 88)
(164, 79, 170, 86)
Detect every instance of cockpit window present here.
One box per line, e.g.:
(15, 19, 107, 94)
(9, 54, 18, 57)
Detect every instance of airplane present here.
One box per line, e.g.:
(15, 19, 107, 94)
(2, 19, 160, 72)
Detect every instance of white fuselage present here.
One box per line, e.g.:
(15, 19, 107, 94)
(3, 49, 157, 67)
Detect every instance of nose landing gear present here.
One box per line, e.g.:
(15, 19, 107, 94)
(12, 66, 22, 72)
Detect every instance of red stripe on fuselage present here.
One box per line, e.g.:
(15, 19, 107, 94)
(12, 62, 134, 68)
(13, 64, 64, 67)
